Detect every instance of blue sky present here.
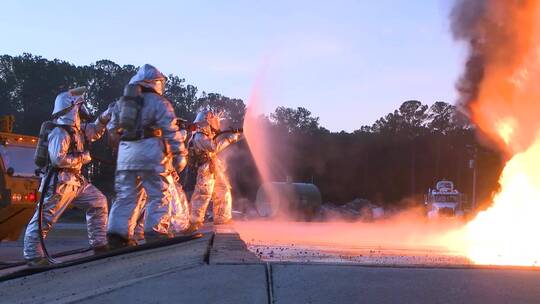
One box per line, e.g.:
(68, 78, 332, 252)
(1, 0, 464, 131)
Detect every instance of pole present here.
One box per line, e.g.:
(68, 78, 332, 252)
(469, 146, 478, 210)
(472, 159, 477, 210)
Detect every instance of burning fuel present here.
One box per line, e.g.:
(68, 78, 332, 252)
(448, 0, 540, 266)
(238, 1, 540, 267)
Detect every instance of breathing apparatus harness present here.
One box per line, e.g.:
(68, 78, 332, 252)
(118, 84, 163, 142)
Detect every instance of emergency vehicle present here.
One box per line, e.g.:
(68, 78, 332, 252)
(425, 180, 466, 219)
(0, 115, 40, 241)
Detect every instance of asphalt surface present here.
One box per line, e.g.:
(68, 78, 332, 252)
(271, 264, 540, 304)
(1, 225, 540, 303)
(0, 223, 90, 263)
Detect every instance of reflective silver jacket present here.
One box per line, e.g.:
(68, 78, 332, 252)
(109, 92, 184, 171)
(46, 119, 107, 188)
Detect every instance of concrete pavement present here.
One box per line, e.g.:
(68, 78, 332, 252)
(1, 230, 540, 303)
(78, 264, 268, 304)
(271, 264, 540, 304)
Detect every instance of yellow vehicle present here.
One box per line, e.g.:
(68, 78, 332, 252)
(0, 115, 40, 241)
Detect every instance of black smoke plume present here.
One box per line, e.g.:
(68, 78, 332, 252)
(451, 0, 533, 112)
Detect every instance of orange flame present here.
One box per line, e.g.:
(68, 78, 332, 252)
(459, 141, 540, 266)
(454, 1, 540, 266)
(239, 3, 540, 266)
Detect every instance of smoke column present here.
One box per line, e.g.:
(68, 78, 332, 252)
(451, 0, 540, 153)
(449, 0, 540, 265)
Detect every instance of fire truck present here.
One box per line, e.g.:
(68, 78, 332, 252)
(0, 115, 40, 241)
(425, 180, 466, 219)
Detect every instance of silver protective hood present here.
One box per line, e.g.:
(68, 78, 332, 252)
(52, 89, 89, 127)
(193, 109, 221, 130)
(129, 64, 167, 95)
(193, 110, 208, 126)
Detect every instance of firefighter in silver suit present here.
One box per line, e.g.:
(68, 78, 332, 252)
(107, 64, 187, 247)
(188, 109, 242, 232)
(23, 88, 111, 266)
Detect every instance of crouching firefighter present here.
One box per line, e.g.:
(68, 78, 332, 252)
(107, 64, 187, 248)
(187, 109, 243, 233)
(23, 87, 112, 266)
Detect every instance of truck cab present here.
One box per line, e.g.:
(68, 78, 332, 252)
(0, 115, 40, 241)
(425, 180, 465, 219)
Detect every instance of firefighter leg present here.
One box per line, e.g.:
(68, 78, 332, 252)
(141, 170, 171, 238)
(71, 182, 109, 248)
(212, 168, 233, 224)
(108, 171, 144, 240)
(169, 176, 190, 233)
(23, 183, 78, 260)
(133, 178, 147, 242)
(189, 163, 215, 226)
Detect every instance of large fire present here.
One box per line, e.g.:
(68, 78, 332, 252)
(239, 1, 540, 267)
(458, 141, 540, 266)
(449, 0, 540, 266)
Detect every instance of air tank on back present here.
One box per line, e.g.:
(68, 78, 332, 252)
(255, 182, 322, 221)
(34, 121, 56, 168)
(118, 84, 143, 140)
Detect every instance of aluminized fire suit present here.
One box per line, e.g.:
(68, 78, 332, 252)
(107, 64, 187, 241)
(190, 123, 242, 227)
(166, 172, 190, 233)
(119, 149, 190, 240)
(23, 90, 109, 261)
(133, 174, 190, 239)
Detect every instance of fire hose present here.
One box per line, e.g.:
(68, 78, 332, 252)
(37, 167, 60, 264)
(1, 233, 203, 282)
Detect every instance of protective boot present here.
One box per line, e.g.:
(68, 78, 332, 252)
(107, 233, 137, 250)
(144, 232, 172, 243)
(92, 244, 109, 255)
(183, 222, 203, 235)
(26, 257, 52, 267)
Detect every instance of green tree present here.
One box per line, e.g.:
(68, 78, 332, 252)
(371, 100, 428, 137)
(0, 53, 84, 134)
(270, 106, 327, 134)
(84, 60, 137, 113)
(165, 75, 198, 121)
(427, 101, 460, 134)
(195, 92, 246, 126)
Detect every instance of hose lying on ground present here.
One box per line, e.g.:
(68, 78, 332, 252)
(0, 233, 204, 282)
(0, 247, 92, 270)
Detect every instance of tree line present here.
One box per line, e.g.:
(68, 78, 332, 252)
(0, 54, 504, 209)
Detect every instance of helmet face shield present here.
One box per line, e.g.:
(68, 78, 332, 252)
(193, 109, 222, 131)
(78, 102, 93, 122)
(129, 64, 167, 95)
(147, 79, 165, 95)
(52, 89, 90, 127)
